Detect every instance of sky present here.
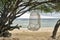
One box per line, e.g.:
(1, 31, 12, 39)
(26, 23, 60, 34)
(18, 12, 60, 19)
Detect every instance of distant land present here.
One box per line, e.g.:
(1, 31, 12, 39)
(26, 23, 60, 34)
(17, 15, 60, 19)
(17, 12, 60, 19)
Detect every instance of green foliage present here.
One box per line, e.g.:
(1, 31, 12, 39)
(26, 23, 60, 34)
(54, 3, 60, 12)
(0, 0, 60, 13)
(0, 0, 17, 12)
(34, 2, 60, 13)
(0, 0, 4, 11)
(34, 4, 54, 13)
(0, 0, 16, 4)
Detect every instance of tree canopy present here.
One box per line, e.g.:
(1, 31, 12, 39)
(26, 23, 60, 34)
(0, 0, 60, 14)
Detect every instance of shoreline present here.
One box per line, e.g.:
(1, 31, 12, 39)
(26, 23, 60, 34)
(9, 27, 60, 33)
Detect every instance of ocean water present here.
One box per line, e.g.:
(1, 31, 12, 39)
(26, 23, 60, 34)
(11, 18, 59, 28)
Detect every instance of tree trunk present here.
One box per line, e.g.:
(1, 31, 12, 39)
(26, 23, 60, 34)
(0, 24, 20, 37)
(51, 19, 60, 39)
(0, 26, 11, 37)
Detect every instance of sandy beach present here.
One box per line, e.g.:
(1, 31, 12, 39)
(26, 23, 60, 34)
(1, 27, 60, 40)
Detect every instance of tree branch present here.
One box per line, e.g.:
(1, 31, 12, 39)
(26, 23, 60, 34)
(0, 11, 2, 14)
(16, 0, 53, 17)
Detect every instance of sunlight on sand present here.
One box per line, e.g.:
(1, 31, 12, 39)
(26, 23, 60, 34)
(0, 27, 60, 40)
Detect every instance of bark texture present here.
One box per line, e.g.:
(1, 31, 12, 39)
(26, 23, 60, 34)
(51, 19, 60, 39)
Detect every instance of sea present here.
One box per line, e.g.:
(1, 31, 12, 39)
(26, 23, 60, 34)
(11, 18, 60, 28)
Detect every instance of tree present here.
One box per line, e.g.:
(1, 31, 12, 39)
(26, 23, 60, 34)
(0, 0, 60, 38)
(51, 19, 60, 39)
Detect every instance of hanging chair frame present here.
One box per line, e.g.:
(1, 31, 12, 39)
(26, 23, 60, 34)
(27, 10, 41, 31)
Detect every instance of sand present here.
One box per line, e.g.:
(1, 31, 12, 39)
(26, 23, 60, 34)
(0, 27, 60, 40)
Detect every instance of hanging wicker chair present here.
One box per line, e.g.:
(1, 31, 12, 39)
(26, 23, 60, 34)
(27, 10, 41, 31)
